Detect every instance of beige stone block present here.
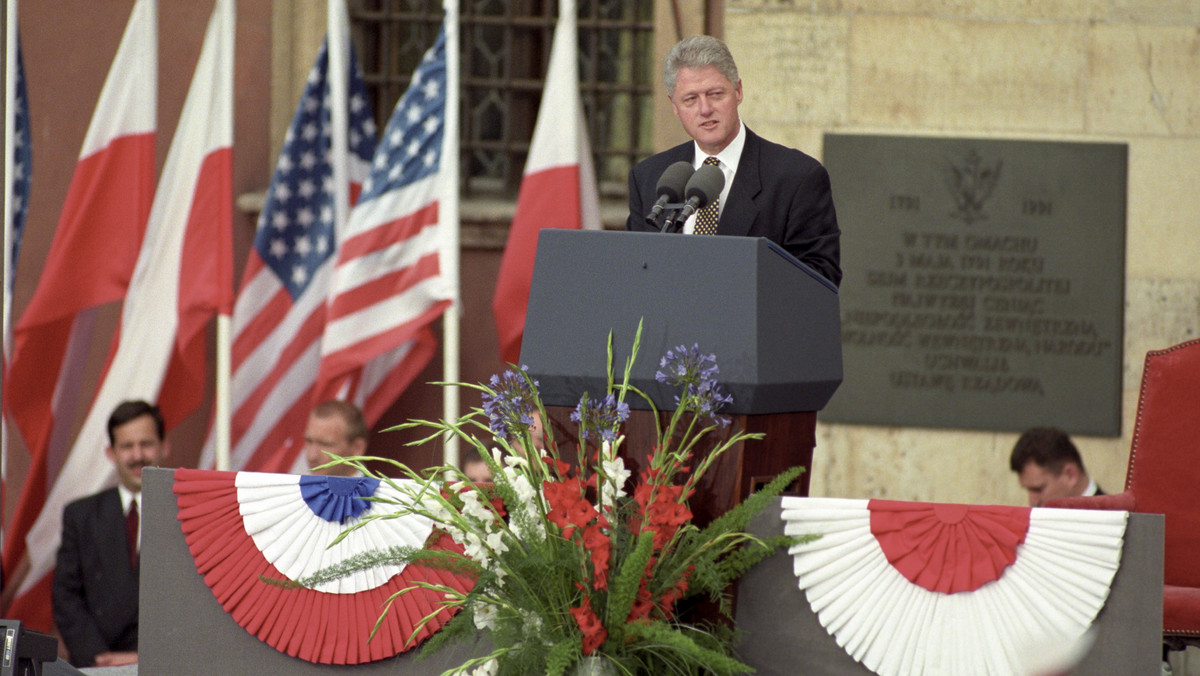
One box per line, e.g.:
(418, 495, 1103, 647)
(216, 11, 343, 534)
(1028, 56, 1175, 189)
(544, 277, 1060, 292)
(1108, 0, 1200, 24)
(811, 424, 1028, 505)
(1126, 137, 1200, 280)
(838, 0, 1109, 21)
(742, 122, 828, 162)
(726, 14, 849, 128)
(849, 16, 1088, 132)
(1088, 24, 1200, 137)
(1125, 280, 1200, 377)
(1073, 425, 1132, 498)
(812, 421, 1134, 508)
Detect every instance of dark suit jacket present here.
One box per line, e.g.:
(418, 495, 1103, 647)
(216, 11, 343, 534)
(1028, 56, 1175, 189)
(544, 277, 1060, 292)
(52, 487, 139, 667)
(626, 127, 842, 287)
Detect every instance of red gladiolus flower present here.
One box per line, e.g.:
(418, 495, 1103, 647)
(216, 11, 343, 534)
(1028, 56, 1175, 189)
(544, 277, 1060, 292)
(627, 583, 655, 623)
(582, 523, 611, 590)
(570, 596, 607, 655)
(544, 478, 599, 538)
(542, 455, 571, 477)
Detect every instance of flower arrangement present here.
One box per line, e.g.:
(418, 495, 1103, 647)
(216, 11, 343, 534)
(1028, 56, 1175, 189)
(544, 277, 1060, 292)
(305, 325, 805, 675)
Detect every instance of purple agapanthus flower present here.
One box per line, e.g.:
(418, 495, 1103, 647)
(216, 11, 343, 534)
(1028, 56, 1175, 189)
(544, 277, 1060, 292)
(481, 366, 539, 437)
(571, 392, 631, 442)
(655, 344, 733, 425)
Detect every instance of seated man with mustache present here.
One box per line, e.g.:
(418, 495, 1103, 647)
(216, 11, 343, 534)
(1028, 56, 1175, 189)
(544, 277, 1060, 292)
(53, 400, 169, 668)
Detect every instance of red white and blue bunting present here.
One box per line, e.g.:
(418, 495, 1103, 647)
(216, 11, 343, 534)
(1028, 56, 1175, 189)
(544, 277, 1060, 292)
(173, 469, 473, 664)
(781, 497, 1128, 675)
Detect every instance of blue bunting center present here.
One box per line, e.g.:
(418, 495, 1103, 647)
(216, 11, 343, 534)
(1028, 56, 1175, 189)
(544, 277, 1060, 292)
(299, 476, 380, 523)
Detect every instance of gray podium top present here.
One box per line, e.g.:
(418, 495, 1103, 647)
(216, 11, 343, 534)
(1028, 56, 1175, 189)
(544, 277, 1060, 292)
(520, 230, 842, 414)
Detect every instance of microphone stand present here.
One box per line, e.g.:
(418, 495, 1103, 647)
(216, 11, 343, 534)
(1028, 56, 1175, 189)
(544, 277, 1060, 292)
(659, 202, 685, 233)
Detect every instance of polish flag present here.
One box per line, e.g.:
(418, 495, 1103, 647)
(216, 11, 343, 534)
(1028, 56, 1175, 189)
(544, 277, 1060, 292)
(491, 0, 601, 366)
(1, 0, 157, 629)
(3, 0, 234, 625)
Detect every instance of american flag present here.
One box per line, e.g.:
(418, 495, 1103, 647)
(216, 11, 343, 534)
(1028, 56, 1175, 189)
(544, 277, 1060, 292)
(215, 37, 378, 472)
(7, 41, 31, 313)
(314, 25, 453, 418)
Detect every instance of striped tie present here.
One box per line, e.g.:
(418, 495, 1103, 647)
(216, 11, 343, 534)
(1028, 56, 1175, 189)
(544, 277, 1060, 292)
(693, 156, 721, 235)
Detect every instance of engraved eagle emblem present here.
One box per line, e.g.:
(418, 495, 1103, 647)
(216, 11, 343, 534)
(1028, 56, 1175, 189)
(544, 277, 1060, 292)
(945, 149, 1002, 224)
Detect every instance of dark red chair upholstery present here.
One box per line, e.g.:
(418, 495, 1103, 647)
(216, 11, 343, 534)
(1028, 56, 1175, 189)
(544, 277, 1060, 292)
(1047, 338, 1200, 648)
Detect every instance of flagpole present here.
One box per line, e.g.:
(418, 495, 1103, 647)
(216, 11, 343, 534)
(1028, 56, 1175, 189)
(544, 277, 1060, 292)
(328, 1, 350, 249)
(441, 0, 461, 473)
(213, 0, 235, 472)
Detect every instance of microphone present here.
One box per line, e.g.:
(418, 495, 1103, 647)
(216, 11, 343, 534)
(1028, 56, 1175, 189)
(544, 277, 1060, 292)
(673, 162, 725, 225)
(645, 161, 695, 227)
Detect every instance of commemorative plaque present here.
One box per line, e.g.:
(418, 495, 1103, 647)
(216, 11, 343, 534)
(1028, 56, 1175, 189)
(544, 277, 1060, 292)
(820, 134, 1126, 435)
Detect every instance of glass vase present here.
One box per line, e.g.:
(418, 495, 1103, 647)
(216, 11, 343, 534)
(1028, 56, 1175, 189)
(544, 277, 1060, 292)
(571, 655, 617, 676)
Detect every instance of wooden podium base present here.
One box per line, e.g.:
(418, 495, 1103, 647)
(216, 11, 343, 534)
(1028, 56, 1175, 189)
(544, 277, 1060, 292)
(544, 407, 816, 525)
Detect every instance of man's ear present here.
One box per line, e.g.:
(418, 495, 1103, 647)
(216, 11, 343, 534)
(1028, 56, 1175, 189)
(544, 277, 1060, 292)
(350, 437, 367, 457)
(105, 446, 117, 464)
(1059, 462, 1080, 482)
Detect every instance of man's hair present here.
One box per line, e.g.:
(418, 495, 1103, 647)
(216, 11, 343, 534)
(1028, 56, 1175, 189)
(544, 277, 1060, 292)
(107, 400, 165, 446)
(311, 400, 368, 442)
(1009, 426, 1085, 474)
(664, 35, 739, 96)
(460, 446, 485, 466)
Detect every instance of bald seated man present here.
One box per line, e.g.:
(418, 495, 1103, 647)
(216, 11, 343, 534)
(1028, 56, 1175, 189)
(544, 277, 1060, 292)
(304, 400, 368, 476)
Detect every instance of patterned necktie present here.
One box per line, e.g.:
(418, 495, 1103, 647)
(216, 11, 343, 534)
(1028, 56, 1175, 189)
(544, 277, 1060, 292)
(693, 156, 722, 235)
(126, 500, 139, 568)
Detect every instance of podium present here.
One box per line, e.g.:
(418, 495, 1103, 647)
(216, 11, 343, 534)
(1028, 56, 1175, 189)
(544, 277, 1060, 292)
(520, 230, 842, 522)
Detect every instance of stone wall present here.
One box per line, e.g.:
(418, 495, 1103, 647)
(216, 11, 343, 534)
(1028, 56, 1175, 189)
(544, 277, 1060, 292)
(725, 1, 1200, 504)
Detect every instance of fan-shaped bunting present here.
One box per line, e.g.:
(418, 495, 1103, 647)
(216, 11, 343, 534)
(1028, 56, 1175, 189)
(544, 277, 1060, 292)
(173, 468, 475, 664)
(781, 497, 1127, 675)
(869, 500, 1029, 593)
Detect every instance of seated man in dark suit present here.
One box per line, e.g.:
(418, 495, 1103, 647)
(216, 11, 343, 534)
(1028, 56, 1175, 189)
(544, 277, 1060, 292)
(1009, 426, 1104, 506)
(53, 399, 168, 667)
(626, 34, 842, 287)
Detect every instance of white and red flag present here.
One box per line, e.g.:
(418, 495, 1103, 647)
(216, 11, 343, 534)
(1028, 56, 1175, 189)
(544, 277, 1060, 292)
(1, 0, 157, 629)
(5, 0, 233, 625)
(314, 22, 454, 428)
(492, 0, 601, 366)
(212, 10, 377, 473)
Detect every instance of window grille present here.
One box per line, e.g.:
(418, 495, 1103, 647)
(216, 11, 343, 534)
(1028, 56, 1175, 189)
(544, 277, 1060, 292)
(349, 0, 655, 199)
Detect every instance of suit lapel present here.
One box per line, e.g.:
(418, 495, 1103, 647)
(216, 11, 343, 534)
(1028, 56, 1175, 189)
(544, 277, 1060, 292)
(720, 128, 761, 237)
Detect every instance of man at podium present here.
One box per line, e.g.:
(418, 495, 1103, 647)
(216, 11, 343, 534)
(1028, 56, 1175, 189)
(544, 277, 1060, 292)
(625, 35, 842, 287)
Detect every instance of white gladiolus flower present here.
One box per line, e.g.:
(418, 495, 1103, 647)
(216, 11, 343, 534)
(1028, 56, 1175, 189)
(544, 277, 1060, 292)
(472, 603, 499, 631)
(485, 530, 508, 556)
(460, 489, 494, 524)
(504, 468, 537, 504)
(601, 456, 631, 505)
(463, 532, 495, 569)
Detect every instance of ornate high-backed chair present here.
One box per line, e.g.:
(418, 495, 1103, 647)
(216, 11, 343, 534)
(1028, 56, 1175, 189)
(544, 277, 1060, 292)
(1047, 338, 1200, 650)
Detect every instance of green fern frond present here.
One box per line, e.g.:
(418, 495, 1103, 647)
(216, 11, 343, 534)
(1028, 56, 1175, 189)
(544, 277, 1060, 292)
(624, 621, 753, 675)
(603, 530, 655, 644)
(698, 466, 805, 543)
